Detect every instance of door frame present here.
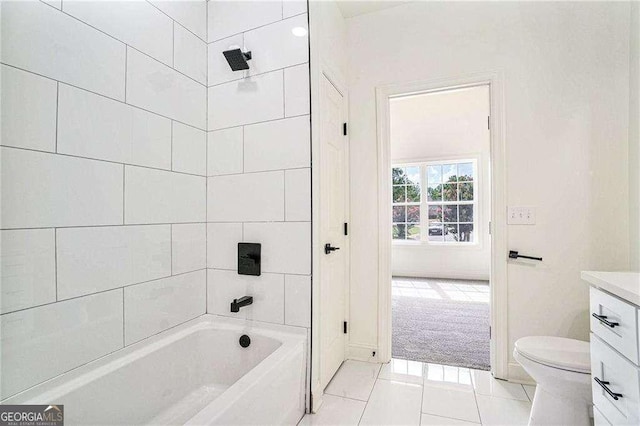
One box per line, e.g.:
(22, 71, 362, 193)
(310, 60, 350, 411)
(375, 71, 509, 379)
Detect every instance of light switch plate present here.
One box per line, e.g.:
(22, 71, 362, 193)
(507, 206, 536, 225)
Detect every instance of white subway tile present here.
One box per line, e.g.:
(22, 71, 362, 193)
(244, 115, 310, 172)
(206, 223, 242, 269)
(57, 225, 171, 300)
(207, 171, 284, 222)
(126, 49, 206, 129)
(285, 274, 310, 327)
(172, 223, 206, 275)
(0, 65, 57, 152)
(208, 34, 244, 87)
(63, 0, 173, 66)
(283, 0, 307, 18)
(174, 24, 207, 85)
(124, 166, 206, 224)
(0, 290, 123, 399)
(0, 148, 123, 229)
(208, 70, 284, 130)
(207, 269, 284, 324)
(0, 229, 56, 314)
(208, 0, 282, 42)
(124, 270, 205, 344)
(172, 122, 206, 175)
(207, 127, 243, 176)
(58, 85, 172, 169)
(285, 168, 311, 221)
(243, 222, 310, 274)
(151, 0, 207, 41)
(0, 1, 126, 100)
(244, 15, 308, 76)
(284, 63, 310, 117)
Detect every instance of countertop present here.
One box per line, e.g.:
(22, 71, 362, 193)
(581, 271, 640, 306)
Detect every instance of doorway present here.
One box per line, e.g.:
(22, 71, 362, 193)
(376, 74, 508, 378)
(390, 86, 491, 370)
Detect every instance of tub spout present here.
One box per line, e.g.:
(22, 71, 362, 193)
(230, 296, 253, 313)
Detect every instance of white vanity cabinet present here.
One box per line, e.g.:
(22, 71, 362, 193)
(582, 271, 640, 426)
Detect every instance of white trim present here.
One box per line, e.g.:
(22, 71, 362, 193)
(375, 72, 509, 379)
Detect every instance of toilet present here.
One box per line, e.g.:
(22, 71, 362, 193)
(514, 336, 592, 426)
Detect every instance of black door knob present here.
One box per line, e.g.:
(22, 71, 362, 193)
(325, 243, 341, 254)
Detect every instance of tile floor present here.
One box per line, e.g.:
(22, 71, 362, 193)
(300, 359, 536, 426)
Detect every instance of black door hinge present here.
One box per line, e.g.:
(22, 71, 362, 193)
(343, 123, 347, 136)
(344, 223, 348, 236)
(487, 116, 490, 130)
(343, 321, 348, 334)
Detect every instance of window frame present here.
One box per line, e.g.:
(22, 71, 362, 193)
(392, 157, 480, 246)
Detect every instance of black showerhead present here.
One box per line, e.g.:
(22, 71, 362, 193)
(223, 48, 252, 71)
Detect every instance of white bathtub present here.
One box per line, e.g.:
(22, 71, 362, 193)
(2, 315, 308, 425)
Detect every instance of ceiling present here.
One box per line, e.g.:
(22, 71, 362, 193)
(335, 1, 412, 18)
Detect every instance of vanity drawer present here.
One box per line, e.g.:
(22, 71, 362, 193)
(590, 287, 639, 364)
(591, 335, 640, 426)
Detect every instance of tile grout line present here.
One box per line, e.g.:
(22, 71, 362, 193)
(1, 269, 208, 317)
(206, 11, 308, 45)
(208, 112, 310, 133)
(1, 144, 209, 178)
(54, 228, 58, 301)
(0, 62, 208, 132)
(356, 365, 382, 425)
(207, 60, 308, 89)
(145, 0, 208, 44)
(122, 287, 125, 347)
(55, 82, 59, 153)
(170, 224, 173, 276)
(1, 220, 304, 232)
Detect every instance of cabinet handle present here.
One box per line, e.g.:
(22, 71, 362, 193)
(591, 313, 619, 328)
(594, 377, 623, 401)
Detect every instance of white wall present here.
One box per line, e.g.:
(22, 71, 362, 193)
(0, 0, 208, 399)
(630, 2, 640, 271)
(206, 1, 311, 329)
(390, 86, 491, 280)
(346, 1, 631, 379)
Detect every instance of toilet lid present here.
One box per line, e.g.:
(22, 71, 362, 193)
(515, 336, 590, 373)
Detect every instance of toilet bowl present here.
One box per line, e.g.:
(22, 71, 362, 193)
(514, 336, 592, 426)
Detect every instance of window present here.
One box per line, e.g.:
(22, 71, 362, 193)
(392, 159, 477, 244)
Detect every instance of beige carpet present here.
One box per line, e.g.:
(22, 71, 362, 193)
(391, 278, 490, 370)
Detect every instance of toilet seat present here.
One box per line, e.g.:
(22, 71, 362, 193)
(514, 336, 590, 374)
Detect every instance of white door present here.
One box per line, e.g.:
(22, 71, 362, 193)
(319, 74, 348, 390)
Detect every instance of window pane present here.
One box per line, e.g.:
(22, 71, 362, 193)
(459, 204, 473, 222)
(458, 163, 473, 181)
(406, 166, 420, 185)
(459, 182, 474, 201)
(442, 164, 457, 183)
(427, 165, 442, 184)
(407, 205, 420, 223)
(393, 186, 406, 203)
(393, 206, 406, 223)
(428, 222, 443, 241)
(443, 183, 457, 201)
(393, 224, 406, 239)
(407, 225, 420, 240)
(407, 183, 421, 202)
(459, 224, 474, 242)
(444, 224, 459, 241)
(428, 205, 442, 221)
(443, 205, 458, 222)
(392, 168, 406, 184)
(427, 184, 442, 201)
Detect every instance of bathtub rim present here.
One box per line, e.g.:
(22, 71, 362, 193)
(2, 314, 307, 410)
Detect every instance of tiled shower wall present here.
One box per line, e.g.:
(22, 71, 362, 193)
(0, 0, 312, 402)
(205, 1, 311, 328)
(0, 0, 208, 399)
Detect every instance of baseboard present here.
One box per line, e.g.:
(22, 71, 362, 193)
(507, 362, 535, 385)
(347, 343, 380, 362)
(392, 271, 490, 281)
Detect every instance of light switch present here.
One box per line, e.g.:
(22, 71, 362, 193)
(507, 206, 536, 225)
